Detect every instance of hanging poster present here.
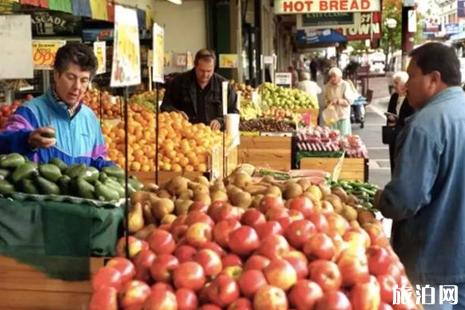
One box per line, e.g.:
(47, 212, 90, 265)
(90, 0, 108, 21)
(0, 15, 33, 79)
(152, 23, 164, 83)
(32, 39, 66, 70)
(219, 54, 239, 68)
(110, 5, 141, 87)
(93, 41, 106, 74)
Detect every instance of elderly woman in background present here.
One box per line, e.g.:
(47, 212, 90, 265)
(385, 71, 415, 174)
(323, 67, 353, 136)
(297, 71, 321, 98)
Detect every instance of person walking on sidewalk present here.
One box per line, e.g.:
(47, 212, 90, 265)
(375, 42, 465, 308)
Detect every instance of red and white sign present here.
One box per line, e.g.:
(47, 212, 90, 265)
(336, 12, 381, 41)
(274, 0, 380, 14)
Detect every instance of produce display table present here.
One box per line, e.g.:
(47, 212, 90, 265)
(0, 256, 103, 309)
(0, 198, 123, 267)
(238, 135, 292, 171)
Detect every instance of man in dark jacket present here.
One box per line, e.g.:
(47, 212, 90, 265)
(161, 49, 238, 130)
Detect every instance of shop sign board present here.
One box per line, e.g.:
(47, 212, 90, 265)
(93, 41, 106, 75)
(274, 0, 380, 14)
(445, 24, 461, 35)
(297, 12, 355, 29)
(152, 23, 164, 83)
(32, 39, 66, 70)
(219, 54, 239, 68)
(0, 14, 33, 79)
(336, 12, 381, 41)
(110, 5, 141, 87)
(459, 0, 465, 18)
(275, 72, 292, 88)
(31, 11, 82, 36)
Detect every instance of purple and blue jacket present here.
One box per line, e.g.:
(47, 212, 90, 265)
(0, 89, 113, 169)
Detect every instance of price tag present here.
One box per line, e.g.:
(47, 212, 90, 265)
(32, 40, 66, 70)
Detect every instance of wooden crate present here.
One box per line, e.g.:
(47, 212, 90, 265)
(0, 256, 104, 310)
(300, 157, 368, 181)
(131, 171, 205, 186)
(238, 136, 292, 171)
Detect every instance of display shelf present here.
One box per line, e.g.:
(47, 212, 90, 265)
(299, 157, 368, 181)
(238, 135, 292, 171)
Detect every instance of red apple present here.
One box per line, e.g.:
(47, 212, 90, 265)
(213, 219, 241, 248)
(89, 286, 117, 310)
(222, 254, 243, 267)
(362, 223, 389, 247)
(315, 290, 352, 310)
(244, 254, 271, 271)
(209, 204, 239, 223)
(366, 246, 394, 276)
(238, 269, 268, 298)
(151, 282, 174, 293)
(174, 245, 197, 263)
(326, 213, 350, 236)
(195, 248, 223, 277)
(379, 303, 394, 310)
(255, 221, 283, 240)
(143, 287, 177, 310)
(241, 208, 266, 228)
(337, 250, 370, 287)
(308, 260, 342, 292)
(189, 201, 209, 213)
(288, 209, 305, 222)
(377, 274, 397, 304)
(150, 254, 179, 283)
(285, 219, 316, 249)
(265, 207, 289, 222)
(176, 288, 199, 310)
(185, 222, 212, 247)
(303, 232, 336, 261)
(264, 258, 297, 291)
(200, 241, 226, 257)
(106, 257, 136, 284)
(288, 279, 323, 310)
(171, 224, 188, 241)
(220, 265, 243, 280)
(116, 236, 144, 258)
(200, 304, 222, 310)
(227, 298, 253, 310)
(349, 275, 381, 310)
(207, 274, 240, 307)
(343, 227, 371, 250)
(133, 249, 156, 283)
(283, 250, 309, 279)
(259, 195, 284, 213)
(119, 280, 151, 309)
(286, 196, 314, 218)
(147, 229, 176, 255)
(228, 225, 260, 256)
(173, 261, 206, 291)
(253, 285, 288, 310)
(92, 267, 123, 292)
(185, 210, 214, 227)
(256, 234, 290, 260)
(307, 212, 329, 233)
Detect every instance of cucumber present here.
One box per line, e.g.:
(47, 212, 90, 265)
(128, 177, 144, 192)
(57, 175, 72, 195)
(79, 167, 99, 183)
(99, 172, 108, 182)
(22, 179, 39, 195)
(11, 162, 38, 184)
(0, 153, 26, 169)
(64, 164, 87, 178)
(95, 181, 120, 202)
(39, 164, 62, 183)
(0, 168, 11, 180)
(0, 179, 15, 195)
(35, 176, 60, 195)
(102, 166, 125, 179)
(77, 178, 95, 199)
(104, 178, 125, 198)
(49, 158, 68, 172)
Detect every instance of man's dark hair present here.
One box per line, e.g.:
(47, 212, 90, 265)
(54, 42, 97, 77)
(409, 42, 461, 86)
(194, 49, 216, 66)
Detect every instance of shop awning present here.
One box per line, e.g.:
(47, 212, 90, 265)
(296, 29, 347, 45)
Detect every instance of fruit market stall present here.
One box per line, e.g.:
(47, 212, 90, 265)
(87, 166, 418, 310)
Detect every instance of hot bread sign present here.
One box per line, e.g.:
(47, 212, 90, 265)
(274, 0, 380, 14)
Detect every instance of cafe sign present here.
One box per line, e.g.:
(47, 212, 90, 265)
(274, 0, 380, 14)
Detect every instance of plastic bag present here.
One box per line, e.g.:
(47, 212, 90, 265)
(322, 105, 339, 126)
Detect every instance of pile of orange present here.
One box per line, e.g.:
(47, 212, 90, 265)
(103, 109, 224, 173)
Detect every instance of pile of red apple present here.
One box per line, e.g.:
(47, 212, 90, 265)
(89, 190, 416, 309)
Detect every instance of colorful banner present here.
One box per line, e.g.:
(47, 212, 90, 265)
(152, 23, 164, 83)
(110, 5, 141, 87)
(71, 0, 91, 17)
(90, 0, 107, 21)
(93, 41, 106, 74)
(20, 0, 48, 7)
(32, 39, 65, 70)
(48, 0, 72, 13)
(274, 0, 380, 14)
(219, 54, 239, 68)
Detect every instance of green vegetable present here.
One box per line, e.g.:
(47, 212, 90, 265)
(0, 168, 11, 179)
(39, 164, 62, 183)
(64, 164, 87, 178)
(22, 179, 39, 194)
(0, 179, 15, 194)
(0, 153, 26, 169)
(57, 175, 72, 195)
(79, 167, 99, 183)
(49, 158, 68, 172)
(95, 181, 120, 201)
(35, 176, 60, 195)
(77, 178, 95, 199)
(102, 166, 125, 179)
(11, 162, 38, 183)
(104, 178, 125, 198)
